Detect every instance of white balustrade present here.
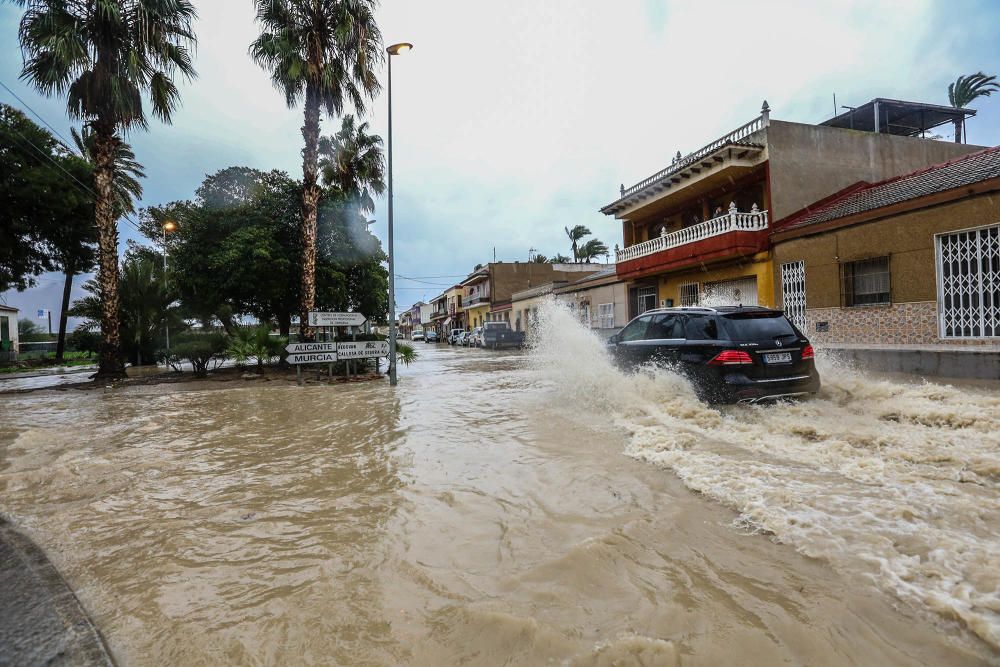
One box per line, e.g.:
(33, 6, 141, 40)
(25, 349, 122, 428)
(616, 204, 769, 263)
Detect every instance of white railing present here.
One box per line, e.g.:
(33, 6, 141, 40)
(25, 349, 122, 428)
(616, 204, 769, 263)
(462, 294, 488, 307)
(619, 103, 770, 199)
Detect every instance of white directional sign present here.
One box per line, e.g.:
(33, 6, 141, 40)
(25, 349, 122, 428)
(286, 342, 337, 354)
(287, 352, 338, 365)
(308, 311, 367, 327)
(337, 341, 390, 359)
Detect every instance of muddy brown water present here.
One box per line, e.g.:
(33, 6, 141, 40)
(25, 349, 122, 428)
(1, 316, 998, 665)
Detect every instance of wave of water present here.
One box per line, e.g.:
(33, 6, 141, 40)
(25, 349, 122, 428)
(527, 299, 1000, 653)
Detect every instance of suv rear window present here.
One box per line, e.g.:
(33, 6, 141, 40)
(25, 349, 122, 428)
(721, 313, 798, 340)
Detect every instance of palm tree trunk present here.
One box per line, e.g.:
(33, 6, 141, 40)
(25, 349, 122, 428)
(92, 128, 126, 379)
(298, 82, 321, 343)
(954, 119, 963, 143)
(55, 264, 74, 363)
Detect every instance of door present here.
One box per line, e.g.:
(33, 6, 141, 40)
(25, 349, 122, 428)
(937, 224, 1000, 338)
(780, 261, 807, 331)
(677, 314, 722, 389)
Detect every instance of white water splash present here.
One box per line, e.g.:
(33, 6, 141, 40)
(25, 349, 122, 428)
(528, 298, 1000, 653)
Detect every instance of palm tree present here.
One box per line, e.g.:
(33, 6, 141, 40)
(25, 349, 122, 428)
(318, 114, 384, 213)
(57, 127, 146, 363)
(564, 225, 591, 262)
(579, 239, 609, 263)
(250, 0, 383, 341)
(947, 72, 999, 143)
(70, 127, 145, 217)
(548, 253, 571, 263)
(12, 0, 197, 378)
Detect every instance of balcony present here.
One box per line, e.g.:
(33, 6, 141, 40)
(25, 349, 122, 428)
(462, 294, 489, 307)
(615, 204, 769, 278)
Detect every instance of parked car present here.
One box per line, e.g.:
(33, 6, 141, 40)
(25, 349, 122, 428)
(424, 330, 439, 343)
(456, 331, 469, 346)
(606, 306, 820, 404)
(448, 328, 465, 345)
(481, 321, 526, 349)
(411, 330, 424, 341)
(467, 327, 483, 347)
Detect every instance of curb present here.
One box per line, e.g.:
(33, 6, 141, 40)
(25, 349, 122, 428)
(0, 519, 114, 666)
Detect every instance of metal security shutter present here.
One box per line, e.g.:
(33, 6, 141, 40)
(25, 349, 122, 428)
(937, 224, 1000, 338)
(703, 276, 758, 306)
(780, 261, 807, 329)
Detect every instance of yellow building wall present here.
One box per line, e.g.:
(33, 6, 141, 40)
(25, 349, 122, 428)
(656, 252, 775, 307)
(465, 305, 489, 329)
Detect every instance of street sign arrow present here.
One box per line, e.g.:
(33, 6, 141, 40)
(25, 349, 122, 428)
(286, 352, 338, 365)
(336, 340, 390, 359)
(308, 311, 367, 327)
(286, 342, 337, 354)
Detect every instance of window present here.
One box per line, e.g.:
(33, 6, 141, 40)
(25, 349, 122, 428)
(841, 256, 890, 307)
(597, 303, 615, 329)
(684, 315, 718, 340)
(937, 224, 1000, 338)
(646, 314, 683, 339)
(636, 286, 656, 315)
(619, 315, 652, 342)
(679, 283, 699, 306)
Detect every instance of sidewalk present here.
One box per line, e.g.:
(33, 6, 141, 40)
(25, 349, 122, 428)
(0, 519, 113, 666)
(819, 343, 1000, 381)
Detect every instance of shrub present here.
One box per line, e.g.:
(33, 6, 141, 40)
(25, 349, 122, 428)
(227, 324, 286, 370)
(67, 329, 100, 357)
(161, 332, 228, 377)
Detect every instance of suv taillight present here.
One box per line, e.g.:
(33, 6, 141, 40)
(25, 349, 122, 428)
(801, 344, 815, 360)
(708, 350, 754, 366)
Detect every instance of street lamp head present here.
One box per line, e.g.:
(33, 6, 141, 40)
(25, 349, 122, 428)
(162, 220, 178, 233)
(386, 42, 413, 56)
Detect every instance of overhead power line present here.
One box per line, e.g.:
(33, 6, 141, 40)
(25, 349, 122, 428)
(0, 77, 144, 234)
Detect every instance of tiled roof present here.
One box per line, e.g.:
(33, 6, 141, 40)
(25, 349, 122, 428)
(780, 145, 1000, 231)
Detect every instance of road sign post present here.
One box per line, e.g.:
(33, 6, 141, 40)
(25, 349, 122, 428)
(308, 312, 367, 328)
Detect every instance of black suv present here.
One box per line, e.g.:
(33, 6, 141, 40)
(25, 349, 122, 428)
(607, 306, 820, 403)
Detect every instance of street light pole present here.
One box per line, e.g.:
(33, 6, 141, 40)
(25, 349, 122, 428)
(162, 220, 177, 353)
(386, 42, 412, 387)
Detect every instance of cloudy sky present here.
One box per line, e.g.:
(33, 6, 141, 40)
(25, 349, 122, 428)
(3, 0, 1000, 323)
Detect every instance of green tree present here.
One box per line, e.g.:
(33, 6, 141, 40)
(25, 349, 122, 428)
(548, 253, 571, 263)
(947, 72, 999, 143)
(18, 318, 42, 338)
(11, 0, 198, 379)
(250, 0, 383, 341)
(0, 103, 97, 360)
(578, 238, 609, 263)
(69, 248, 182, 366)
(532, 254, 549, 264)
(564, 225, 591, 262)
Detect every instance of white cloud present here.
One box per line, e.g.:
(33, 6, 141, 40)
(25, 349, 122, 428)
(3, 0, 999, 318)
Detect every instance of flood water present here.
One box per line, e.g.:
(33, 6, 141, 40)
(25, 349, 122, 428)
(1, 305, 998, 665)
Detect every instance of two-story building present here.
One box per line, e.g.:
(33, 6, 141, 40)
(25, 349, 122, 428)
(601, 99, 983, 319)
(462, 262, 600, 328)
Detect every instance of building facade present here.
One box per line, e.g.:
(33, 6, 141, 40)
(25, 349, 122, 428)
(771, 147, 1000, 378)
(601, 100, 983, 320)
(553, 266, 630, 340)
(0, 305, 18, 364)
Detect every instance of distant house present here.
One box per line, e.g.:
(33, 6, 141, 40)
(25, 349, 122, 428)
(0, 305, 18, 363)
(771, 145, 1000, 378)
(553, 265, 629, 339)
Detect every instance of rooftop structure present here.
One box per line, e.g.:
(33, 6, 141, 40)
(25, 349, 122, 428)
(819, 98, 974, 137)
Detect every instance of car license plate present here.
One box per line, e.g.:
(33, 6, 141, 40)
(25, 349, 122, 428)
(764, 352, 792, 364)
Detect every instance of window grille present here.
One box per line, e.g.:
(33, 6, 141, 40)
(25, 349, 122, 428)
(937, 224, 999, 338)
(636, 286, 657, 315)
(780, 261, 807, 329)
(679, 283, 700, 306)
(840, 256, 890, 307)
(598, 303, 615, 328)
